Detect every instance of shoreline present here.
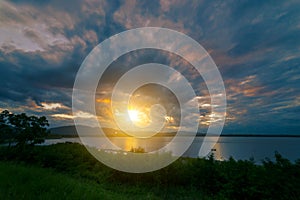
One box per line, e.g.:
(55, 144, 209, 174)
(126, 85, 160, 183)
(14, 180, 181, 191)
(46, 134, 300, 139)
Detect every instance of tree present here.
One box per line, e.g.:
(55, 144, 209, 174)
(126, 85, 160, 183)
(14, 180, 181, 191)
(0, 110, 49, 147)
(0, 110, 14, 146)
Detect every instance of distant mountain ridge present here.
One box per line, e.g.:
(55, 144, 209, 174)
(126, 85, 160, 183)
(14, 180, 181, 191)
(50, 125, 299, 137)
(49, 125, 178, 137)
(50, 125, 127, 137)
(50, 125, 96, 137)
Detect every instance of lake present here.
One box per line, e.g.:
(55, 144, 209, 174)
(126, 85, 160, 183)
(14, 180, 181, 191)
(43, 136, 300, 163)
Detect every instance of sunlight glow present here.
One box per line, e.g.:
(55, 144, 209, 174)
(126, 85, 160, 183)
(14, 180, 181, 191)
(126, 107, 151, 128)
(128, 109, 140, 122)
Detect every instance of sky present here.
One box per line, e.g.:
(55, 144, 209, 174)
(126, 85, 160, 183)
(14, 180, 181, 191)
(0, 0, 300, 134)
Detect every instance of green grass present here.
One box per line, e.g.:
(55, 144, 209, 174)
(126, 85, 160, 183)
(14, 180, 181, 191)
(0, 161, 104, 199)
(0, 161, 210, 200)
(0, 161, 164, 200)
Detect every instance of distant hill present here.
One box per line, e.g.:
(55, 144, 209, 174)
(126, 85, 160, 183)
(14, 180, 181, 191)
(50, 126, 86, 137)
(50, 125, 135, 137)
(49, 125, 178, 137)
(50, 125, 225, 137)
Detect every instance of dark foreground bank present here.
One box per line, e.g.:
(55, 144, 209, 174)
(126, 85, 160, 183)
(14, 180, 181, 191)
(0, 143, 299, 200)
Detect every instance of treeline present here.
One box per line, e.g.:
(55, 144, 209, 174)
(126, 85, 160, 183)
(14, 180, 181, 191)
(0, 143, 299, 200)
(0, 110, 49, 147)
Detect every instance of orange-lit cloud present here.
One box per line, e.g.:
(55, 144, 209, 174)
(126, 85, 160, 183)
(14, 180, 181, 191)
(96, 98, 111, 104)
(226, 75, 264, 98)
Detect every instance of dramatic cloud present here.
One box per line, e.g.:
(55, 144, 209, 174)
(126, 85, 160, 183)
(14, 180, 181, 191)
(0, 0, 299, 134)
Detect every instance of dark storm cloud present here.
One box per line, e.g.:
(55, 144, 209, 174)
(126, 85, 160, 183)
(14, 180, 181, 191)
(0, 2, 120, 83)
(0, 0, 123, 126)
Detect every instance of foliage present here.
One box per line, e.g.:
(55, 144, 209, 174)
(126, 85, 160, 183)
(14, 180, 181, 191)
(0, 110, 49, 147)
(129, 146, 146, 153)
(0, 110, 13, 145)
(0, 161, 161, 200)
(0, 143, 300, 199)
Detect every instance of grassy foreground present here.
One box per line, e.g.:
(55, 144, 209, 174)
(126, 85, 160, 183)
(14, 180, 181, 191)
(0, 143, 300, 200)
(0, 162, 206, 200)
(0, 161, 144, 200)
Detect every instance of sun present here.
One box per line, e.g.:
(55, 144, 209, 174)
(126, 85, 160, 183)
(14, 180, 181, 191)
(128, 109, 140, 122)
(127, 108, 150, 127)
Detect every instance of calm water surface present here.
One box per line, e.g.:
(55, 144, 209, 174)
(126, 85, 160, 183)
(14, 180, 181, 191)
(44, 136, 300, 162)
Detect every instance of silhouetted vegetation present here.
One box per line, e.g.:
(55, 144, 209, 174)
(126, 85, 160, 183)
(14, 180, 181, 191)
(0, 110, 49, 147)
(0, 143, 299, 199)
(130, 146, 146, 153)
